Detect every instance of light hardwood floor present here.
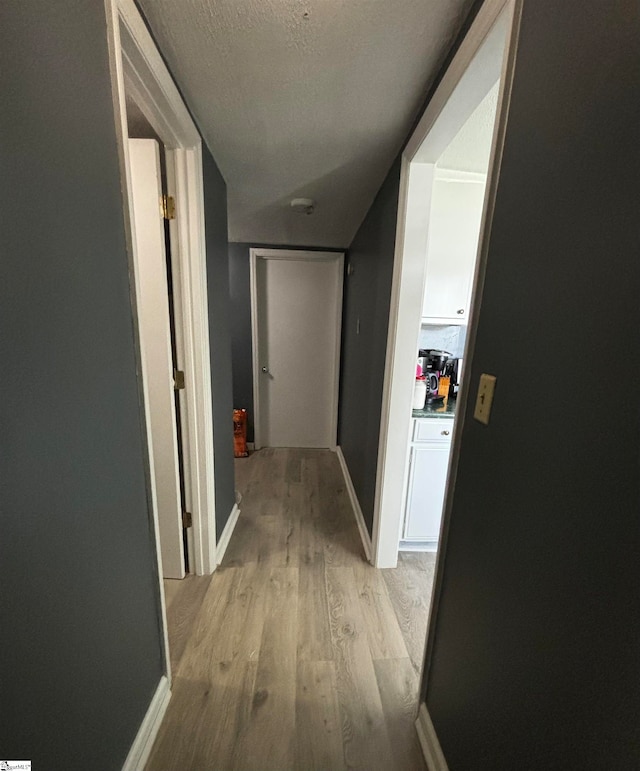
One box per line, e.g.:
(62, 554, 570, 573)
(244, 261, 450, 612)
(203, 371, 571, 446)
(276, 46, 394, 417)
(149, 448, 434, 771)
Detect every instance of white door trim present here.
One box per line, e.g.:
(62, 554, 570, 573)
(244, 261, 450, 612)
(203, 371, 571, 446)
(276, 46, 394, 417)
(371, 0, 522, 568)
(336, 446, 373, 562)
(105, 0, 219, 694)
(415, 703, 449, 771)
(165, 144, 217, 575)
(249, 248, 344, 450)
(121, 675, 171, 771)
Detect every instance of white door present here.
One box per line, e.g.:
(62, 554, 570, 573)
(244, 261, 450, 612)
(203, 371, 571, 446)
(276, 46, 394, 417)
(128, 138, 185, 579)
(252, 251, 344, 448)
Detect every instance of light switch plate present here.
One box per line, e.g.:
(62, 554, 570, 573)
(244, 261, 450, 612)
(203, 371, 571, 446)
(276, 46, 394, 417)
(474, 374, 496, 425)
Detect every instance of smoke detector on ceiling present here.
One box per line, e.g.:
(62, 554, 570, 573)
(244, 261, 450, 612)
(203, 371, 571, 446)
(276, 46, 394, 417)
(290, 198, 315, 215)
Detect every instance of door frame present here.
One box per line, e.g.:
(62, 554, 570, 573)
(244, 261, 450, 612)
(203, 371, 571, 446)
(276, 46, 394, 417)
(249, 248, 344, 450)
(105, 0, 219, 675)
(371, 0, 522, 568)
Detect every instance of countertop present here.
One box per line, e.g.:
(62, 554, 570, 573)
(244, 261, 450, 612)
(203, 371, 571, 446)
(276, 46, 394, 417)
(412, 396, 457, 420)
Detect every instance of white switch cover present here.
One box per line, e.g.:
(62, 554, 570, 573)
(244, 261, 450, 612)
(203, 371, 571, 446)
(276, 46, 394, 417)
(474, 374, 496, 425)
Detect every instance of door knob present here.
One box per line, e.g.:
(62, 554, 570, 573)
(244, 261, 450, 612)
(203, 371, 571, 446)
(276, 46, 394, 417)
(261, 366, 269, 373)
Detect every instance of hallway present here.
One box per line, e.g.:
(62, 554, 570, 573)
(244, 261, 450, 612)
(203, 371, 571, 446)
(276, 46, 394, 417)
(147, 449, 434, 770)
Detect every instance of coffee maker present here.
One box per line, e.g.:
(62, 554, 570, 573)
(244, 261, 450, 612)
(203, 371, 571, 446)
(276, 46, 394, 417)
(444, 357, 464, 397)
(419, 349, 451, 402)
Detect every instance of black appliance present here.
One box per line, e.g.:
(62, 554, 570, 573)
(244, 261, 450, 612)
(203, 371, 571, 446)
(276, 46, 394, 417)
(443, 357, 464, 397)
(419, 349, 451, 402)
(424, 349, 451, 373)
(424, 371, 440, 400)
(418, 349, 451, 376)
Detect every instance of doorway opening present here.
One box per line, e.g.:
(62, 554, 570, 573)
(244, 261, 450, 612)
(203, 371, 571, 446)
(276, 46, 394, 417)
(106, 0, 220, 711)
(370, 0, 522, 747)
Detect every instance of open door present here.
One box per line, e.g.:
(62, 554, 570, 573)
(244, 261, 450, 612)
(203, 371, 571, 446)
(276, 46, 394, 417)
(128, 138, 185, 579)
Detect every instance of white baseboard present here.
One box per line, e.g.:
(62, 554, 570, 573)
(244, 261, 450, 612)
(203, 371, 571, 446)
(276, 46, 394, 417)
(400, 539, 438, 552)
(335, 446, 372, 563)
(216, 503, 240, 566)
(415, 702, 449, 771)
(122, 675, 171, 771)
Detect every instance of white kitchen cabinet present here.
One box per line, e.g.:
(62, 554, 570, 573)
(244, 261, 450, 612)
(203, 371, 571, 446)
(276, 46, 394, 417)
(403, 419, 453, 543)
(413, 419, 453, 442)
(422, 174, 486, 323)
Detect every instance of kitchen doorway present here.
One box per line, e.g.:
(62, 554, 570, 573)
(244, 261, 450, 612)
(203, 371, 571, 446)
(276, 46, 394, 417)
(250, 249, 344, 449)
(372, 0, 520, 569)
(369, 0, 522, 751)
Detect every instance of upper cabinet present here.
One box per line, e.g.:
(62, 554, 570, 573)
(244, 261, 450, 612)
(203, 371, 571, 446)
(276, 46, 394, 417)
(422, 171, 487, 324)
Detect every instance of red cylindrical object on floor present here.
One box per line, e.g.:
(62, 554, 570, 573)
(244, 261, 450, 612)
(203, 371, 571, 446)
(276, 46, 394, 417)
(233, 409, 248, 458)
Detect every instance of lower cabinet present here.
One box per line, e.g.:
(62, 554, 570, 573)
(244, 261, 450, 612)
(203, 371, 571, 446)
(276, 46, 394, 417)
(403, 419, 453, 543)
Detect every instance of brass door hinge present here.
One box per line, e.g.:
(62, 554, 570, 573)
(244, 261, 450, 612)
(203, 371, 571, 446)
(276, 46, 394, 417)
(174, 369, 185, 390)
(162, 195, 176, 220)
(182, 510, 192, 528)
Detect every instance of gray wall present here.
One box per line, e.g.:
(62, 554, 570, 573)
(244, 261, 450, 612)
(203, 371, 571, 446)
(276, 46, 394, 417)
(228, 242, 344, 443)
(203, 150, 236, 532)
(337, 1, 482, 536)
(0, 2, 164, 768)
(337, 161, 401, 535)
(0, 1, 236, 767)
(228, 243, 256, 440)
(422, 2, 640, 768)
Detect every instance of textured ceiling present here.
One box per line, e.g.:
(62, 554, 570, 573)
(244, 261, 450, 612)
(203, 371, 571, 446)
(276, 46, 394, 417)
(438, 79, 499, 173)
(137, 0, 474, 248)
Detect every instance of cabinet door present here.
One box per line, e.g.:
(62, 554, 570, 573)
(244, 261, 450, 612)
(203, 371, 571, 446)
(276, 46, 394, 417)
(404, 445, 450, 540)
(422, 177, 486, 322)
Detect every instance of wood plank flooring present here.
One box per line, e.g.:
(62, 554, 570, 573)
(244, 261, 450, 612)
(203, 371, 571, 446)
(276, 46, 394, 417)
(163, 572, 213, 676)
(148, 448, 433, 771)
